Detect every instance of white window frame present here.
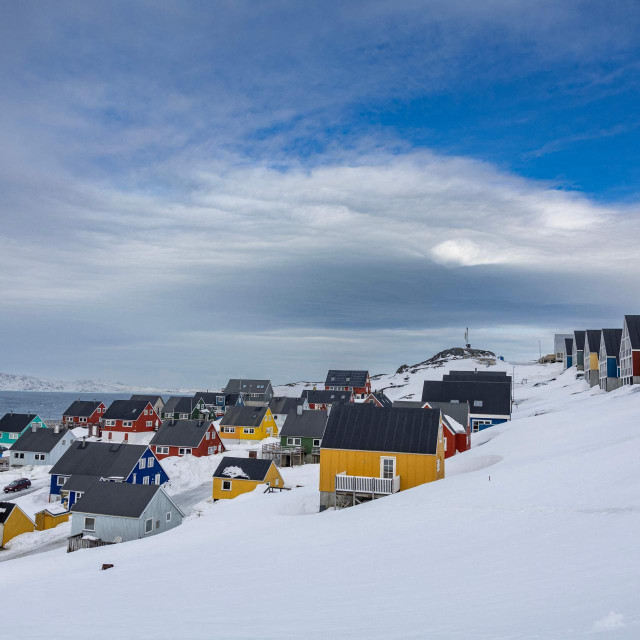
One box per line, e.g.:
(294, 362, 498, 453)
(437, 458, 441, 473)
(179, 413, 188, 420)
(147, 457, 154, 467)
(287, 437, 301, 445)
(57, 476, 67, 486)
(222, 480, 232, 491)
(139, 458, 147, 469)
(35, 453, 45, 461)
(155, 473, 161, 484)
(84, 517, 96, 532)
(178, 447, 192, 455)
(146, 420, 153, 427)
(105, 420, 115, 427)
(243, 428, 255, 435)
(473, 400, 483, 408)
(123, 420, 132, 427)
(156, 446, 169, 454)
(380, 456, 396, 479)
(221, 426, 235, 434)
(144, 518, 153, 534)
(313, 439, 321, 447)
(143, 476, 150, 485)
(208, 446, 216, 454)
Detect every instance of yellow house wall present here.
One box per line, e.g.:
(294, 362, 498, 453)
(212, 462, 284, 500)
(1, 506, 35, 547)
(319, 431, 445, 494)
(219, 409, 278, 441)
(589, 353, 599, 371)
(35, 510, 70, 531)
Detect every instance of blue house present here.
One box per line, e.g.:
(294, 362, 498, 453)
(564, 338, 574, 369)
(0, 413, 46, 448)
(599, 328, 623, 392)
(49, 441, 168, 509)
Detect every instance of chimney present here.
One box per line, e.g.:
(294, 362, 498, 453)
(296, 404, 303, 416)
(54, 424, 60, 434)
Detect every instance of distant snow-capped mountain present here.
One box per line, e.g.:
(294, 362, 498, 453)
(0, 372, 181, 393)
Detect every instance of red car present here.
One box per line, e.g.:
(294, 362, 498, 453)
(3, 478, 31, 493)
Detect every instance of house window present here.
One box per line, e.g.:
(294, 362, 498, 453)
(143, 476, 150, 485)
(9, 433, 18, 440)
(156, 446, 168, 454)
(155, 473, 161, 484)
(243, 428, 255, 435)
(222, 480, 232, 491)
(76, 492, 83, 499)
(179, 414, 188, 419)
(84, 517, 96, 532)
(287, 437, 301, 445)
(274, 478, 280, 486)
(146, 421, 153, 427)
(144, 409, 148, 415)
(80, 417, 87, 423)
(147, 457, 154, 467)
(145, 518, 153, 534)
(179, 448, 192, 455)
(105, 420, 115, 426)
(35, 453, 45, 461)
(205, 432, 210, 440)
(313, 439, 321, 447)
(139, 458, 147, 469)
(123, 421, 132, 427)
(208, 446, 216, 454)
(57, 476, 67, 486)
(380, 457, 396, 479)
(65, 416, 73, 422)
(132, 473, 137, 483)
(166, 512, 171, 522)
(221, 426, 235, 433)
(473, 400, 483, 408)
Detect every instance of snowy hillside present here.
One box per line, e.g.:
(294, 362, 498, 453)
(2, 360, 640, 638)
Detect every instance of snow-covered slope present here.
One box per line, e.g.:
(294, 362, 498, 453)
(2, 361, 639, 638)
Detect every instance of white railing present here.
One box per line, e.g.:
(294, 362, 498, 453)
(335, 473, 400, 495)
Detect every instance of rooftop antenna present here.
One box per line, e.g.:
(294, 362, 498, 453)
(465, 327, 471, 349)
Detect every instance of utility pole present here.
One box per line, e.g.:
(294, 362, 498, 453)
(538, 341, 542, 361)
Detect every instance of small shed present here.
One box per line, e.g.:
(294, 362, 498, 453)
(0, 502, 35, 548)
(35, 503, 71, 531)
(70, 482, 184, 545)
(212, 456, 284, 500)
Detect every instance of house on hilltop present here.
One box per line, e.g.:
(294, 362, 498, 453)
(324, 370, 371, 399)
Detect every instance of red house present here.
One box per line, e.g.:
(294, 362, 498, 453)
(324, 370, 371, 398)
(362, 391, 393, 408)
(149, 420, 226, 460)
(101, 400, 160, 444)
(423, 401, 471, 458)
(62, 400, 106, 437)
(301, 389, 354, 411)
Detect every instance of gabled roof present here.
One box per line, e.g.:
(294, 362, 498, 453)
(224, 379, 272, 394)
(322, 404, 441, 455)
(213, 456, 273, 481)
(63, 474, 100, 493)
(624, 315, 640, 349)
(443, 370, 511, 383)
(196, 391, 226, 405)
(564, 337, 573, 353)
(422, 380, 511, 417)
(50, 441, 148, 479)
(0, 413, 40, 434)
(442, 414, 467, 435)
(220, 405, 267, 427)
(63, 400, 102, 417)
(0, 502, 17, 525)
(573, 330, 585, 350)
(423, 401, 470, 428)
(601, 328, 622, 360)
(130, 394, 164, 405)
(162, 396, 191, 414)
(392, 400, 429, 409)
(325, 370, 369, 387)
(150, 420, 214, 448)
(103, 400, 151, 421)
(585, 330, 601, 352)
(12, 427, 72, 453)
(301, 389, 353, 404)
(363, 391, 393, 408)
(71, 482, 168, 518)
(280, 410, 328, 439)
(268, 396, 300, 415)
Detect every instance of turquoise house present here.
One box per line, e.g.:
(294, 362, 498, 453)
(0, 413, 46, 447)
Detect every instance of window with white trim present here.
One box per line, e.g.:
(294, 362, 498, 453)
(380, 457, 396, 479)
(57, 476, 67, 486)
(144, 518, 153, 534)
(146, 420, 153, 427)
(35, 453, 45, 461)
(179, 414, 188, 419)
(222, 480, 232, 491)
(156, 446, 169, 454)
(143, 476, 149, 485)
(313, 439, 321, 447)
(139, 458, 147, 469)
(243, 428, 255, 434)
(178, 448, 192, 455)
(287, 437, 301, 445)
(84, 517, 96, 532)
(147, 457, 154, 467)
(123, 420, 132, 427)
(208, 446, 216, 454)
(473, 400, 483, 407)
(221, 426, 235, 433)
(155, 473, 161, 484)
(437, 458, 441, 473)
(13, 452, 25, 459)
(105, 420, 115, 426)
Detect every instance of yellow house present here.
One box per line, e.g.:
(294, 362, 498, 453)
(0, 502, 36, 547)
(213, 456, 284, 500)
(219, 406, 278, 442)
(35, 503, 71, 531)
(319, 404, 445, 511)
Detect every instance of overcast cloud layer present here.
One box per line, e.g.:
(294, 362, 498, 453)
(1, 1, 639, 388)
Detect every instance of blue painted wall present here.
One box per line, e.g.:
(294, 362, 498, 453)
(470, 416, 508, 432)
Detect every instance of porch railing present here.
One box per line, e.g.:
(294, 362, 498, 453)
(335, 473, 400, 495)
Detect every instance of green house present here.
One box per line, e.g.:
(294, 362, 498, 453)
(0, 413, 46, 447)
(161, 395, 208, 421)
(279, 408, 328, 461)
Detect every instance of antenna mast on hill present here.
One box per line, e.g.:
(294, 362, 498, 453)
(465, 327, 471, 348)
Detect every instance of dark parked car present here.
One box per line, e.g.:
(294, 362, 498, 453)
(3, 478, 31, 493)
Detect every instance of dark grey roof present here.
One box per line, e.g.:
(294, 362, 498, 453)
(268, 396, 300, 415)
(162, 396, 191, 414)
(325, 370, 369, 387)
(601, 328, 622, 360)
(63, 400, 102, 417)
(220, 405, 267, 427)
(585, 330, 601, 352)
(150, 420, 213, 447)
(196, 391, 226, 405)
(64, 474, 100, 493)
(71, 482, 161, 518)
(573, 330, 585, 350)
(443, 370, 511, 383)
(301, 389, 353, 404)
(224, 379, 272, 394)
(50, 441, 148, 479)
(280, 410, 328, 438)
(12, 427, 71, 453)
(213, 456, 273, 481)
(423, 401, 470, 429)
(0, 413, 40, 434)
(564, 337, 573, 353)
(0, 502, 18, 525)
(103, 400, 150, 421)
(625, 315, 640, 349)
(130, 395, 163, 404)
(422, 380, 511, 417)
(392, 401, 428, 409)
(364, 392, 393, 408)
(225, 393, 242, 405)
(322, 404, 441, 455)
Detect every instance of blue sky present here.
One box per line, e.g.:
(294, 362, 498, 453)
(1, 1, 639, 387)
